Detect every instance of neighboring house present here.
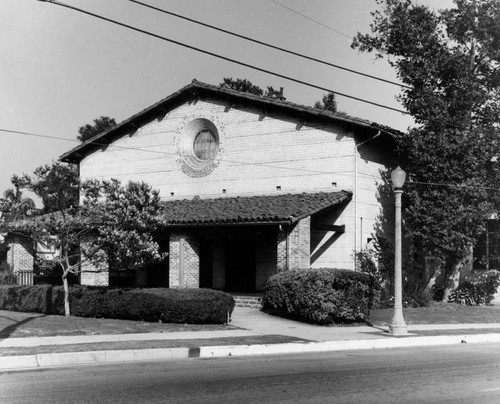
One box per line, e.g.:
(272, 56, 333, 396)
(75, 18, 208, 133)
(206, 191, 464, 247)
(9, 80, 400, 292)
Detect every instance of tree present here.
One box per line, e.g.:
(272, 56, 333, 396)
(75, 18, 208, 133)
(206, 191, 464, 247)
(77, 116, 116, 143)
(353, 0, 500, 299)
(0, 175, 35, 221)
(219, 78, 286, 100)
(29, 162, 79, 214)
(314, 92, 338, 113)
(4, 179, 165, 316)
(79, 179, 165, 276)
(220, 77, 264, 96)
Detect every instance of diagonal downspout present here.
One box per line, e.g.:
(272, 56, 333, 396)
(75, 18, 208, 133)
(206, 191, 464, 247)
(354, 130, 381, 270)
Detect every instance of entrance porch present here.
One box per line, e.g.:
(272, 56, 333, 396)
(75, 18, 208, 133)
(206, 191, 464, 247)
(77, 191, 352, 291)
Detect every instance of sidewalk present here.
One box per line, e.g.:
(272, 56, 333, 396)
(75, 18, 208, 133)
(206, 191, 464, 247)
(2, 307, 500, 371)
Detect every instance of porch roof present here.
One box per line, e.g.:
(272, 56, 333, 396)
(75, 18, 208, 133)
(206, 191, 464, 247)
(160, 190, 351, 227)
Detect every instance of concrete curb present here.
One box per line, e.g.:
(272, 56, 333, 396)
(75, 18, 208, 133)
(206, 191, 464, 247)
(2, 333, 500, 371)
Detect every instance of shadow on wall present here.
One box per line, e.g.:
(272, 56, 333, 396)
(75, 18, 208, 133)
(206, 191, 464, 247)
(310, 199, 351, 266)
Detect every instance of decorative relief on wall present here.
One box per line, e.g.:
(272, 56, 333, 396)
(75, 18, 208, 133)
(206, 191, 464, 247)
(174, 113, 225, 177)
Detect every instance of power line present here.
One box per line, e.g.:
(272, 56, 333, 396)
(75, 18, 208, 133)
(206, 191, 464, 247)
(409, 180, 500, 192)
(128, 0, 409, 90)
(39, 1, 472, 132)
(0, 128, 77, 143)
(42, 0, 409, 116)
(268, 0, 352, 40)
(5, 128, 497, 192)
(0, 128, 347, 176)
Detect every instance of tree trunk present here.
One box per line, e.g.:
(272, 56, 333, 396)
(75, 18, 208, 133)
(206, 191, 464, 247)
(62, 272, 70, 317)
(442, 260, 463, 302)
(423, 257, 443, 297)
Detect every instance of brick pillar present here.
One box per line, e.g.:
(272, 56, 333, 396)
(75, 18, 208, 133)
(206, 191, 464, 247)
(277, 230, 287, 271)
(169, 230, 200, 288)
(288, 217, 311, 270)
(276, 217, 311, 271)
(6, 234, 34, 285)
(80, 235, 109, 286)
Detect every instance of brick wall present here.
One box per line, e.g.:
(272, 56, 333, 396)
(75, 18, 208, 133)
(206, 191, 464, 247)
(6, 235, 34, 277)
(169, 231, 200, 288)
(277, 230, 287, 271)
(277, 217, 311, 271)
(80, 235, 109, 286)
(288, 217, 311, 270)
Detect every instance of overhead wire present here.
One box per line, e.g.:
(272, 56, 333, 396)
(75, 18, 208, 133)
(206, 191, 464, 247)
(0, 128, 350, 176)
(408, 180, 500, 192)
(42, 0, 409, 116)
(3, 127, 499, 193)
(128, 0, 410, 89)
(268, 0, 353, 40)
(41, 1, 475, 132)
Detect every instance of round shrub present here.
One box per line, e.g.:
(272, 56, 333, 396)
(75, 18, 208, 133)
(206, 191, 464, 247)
(263, 268, 380, 324)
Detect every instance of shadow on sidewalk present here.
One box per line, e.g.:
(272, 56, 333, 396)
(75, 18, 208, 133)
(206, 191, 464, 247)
(0, 314, 46, 341)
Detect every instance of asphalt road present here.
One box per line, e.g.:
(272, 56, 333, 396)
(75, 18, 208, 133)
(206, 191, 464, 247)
(1, 343, 500, 403)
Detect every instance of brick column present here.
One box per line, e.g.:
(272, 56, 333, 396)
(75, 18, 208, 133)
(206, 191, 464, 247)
(288, 217, 311, 270)
(80, 235, 109, 286)
(277, 230, 287, 271)
(276, 217, 311, 271)
(169, 230, 200, 288)
(6, 234, 34, 285)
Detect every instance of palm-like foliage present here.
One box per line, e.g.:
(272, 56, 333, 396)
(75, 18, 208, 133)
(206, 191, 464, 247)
(0, 176, 36, 221)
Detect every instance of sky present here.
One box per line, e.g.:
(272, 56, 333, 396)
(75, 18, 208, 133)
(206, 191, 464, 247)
(0, 0, 454, 204)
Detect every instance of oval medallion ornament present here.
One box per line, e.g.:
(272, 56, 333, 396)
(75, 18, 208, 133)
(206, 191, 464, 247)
(174, 114, 225, 177)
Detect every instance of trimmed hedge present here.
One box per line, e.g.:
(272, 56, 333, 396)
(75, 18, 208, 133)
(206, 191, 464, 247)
(0, 285, 235, 324)
(262, 268, 380, 324)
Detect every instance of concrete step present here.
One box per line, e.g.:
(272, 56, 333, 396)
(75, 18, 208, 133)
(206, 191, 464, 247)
(233, 295, 263, 309)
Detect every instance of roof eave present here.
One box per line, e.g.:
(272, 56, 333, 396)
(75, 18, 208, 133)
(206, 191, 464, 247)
(289, 191, 352, 223)
(161, 220, 293, 228)
(60, 80, 401, 164)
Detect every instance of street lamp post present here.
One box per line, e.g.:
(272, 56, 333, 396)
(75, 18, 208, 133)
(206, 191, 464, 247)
(389, 166, 408, 336)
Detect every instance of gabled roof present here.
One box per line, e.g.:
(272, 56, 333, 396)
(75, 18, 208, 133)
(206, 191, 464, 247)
(60, 80, 400, 164)
(160, 190, 351, 226)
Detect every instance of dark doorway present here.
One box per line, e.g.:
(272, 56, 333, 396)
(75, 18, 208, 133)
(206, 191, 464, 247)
(145, 232, 169, 287)
(225, 237, 256, 292)
(199, 239, 213, 288)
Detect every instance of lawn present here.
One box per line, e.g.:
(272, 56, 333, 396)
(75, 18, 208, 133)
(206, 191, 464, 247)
(0, 310, 236, 339)
(0, 335, 309, 357)
(2, 302, 500, 341)
(368, 302, 500, 326)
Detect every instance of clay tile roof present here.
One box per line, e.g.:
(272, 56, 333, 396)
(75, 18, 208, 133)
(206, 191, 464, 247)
(160, 191, 351, 226)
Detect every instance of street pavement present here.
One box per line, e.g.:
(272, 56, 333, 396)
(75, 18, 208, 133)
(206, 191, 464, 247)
(1, 306, 500, 371)
(3, 344, 500, 403)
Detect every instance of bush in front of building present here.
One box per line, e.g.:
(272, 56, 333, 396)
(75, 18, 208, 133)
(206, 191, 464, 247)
(0, 262, 17, 285)
(0, 285, 235, 324)
(262, 268, 380, 324)
(0, 284, 54, 312)
(448, 270, 500, 306)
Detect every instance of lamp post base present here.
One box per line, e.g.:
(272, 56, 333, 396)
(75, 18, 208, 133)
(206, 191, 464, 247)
(389, 322, 408, 336)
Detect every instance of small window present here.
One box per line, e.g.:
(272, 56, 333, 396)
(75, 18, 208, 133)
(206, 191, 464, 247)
(193, 129, 218, 161)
